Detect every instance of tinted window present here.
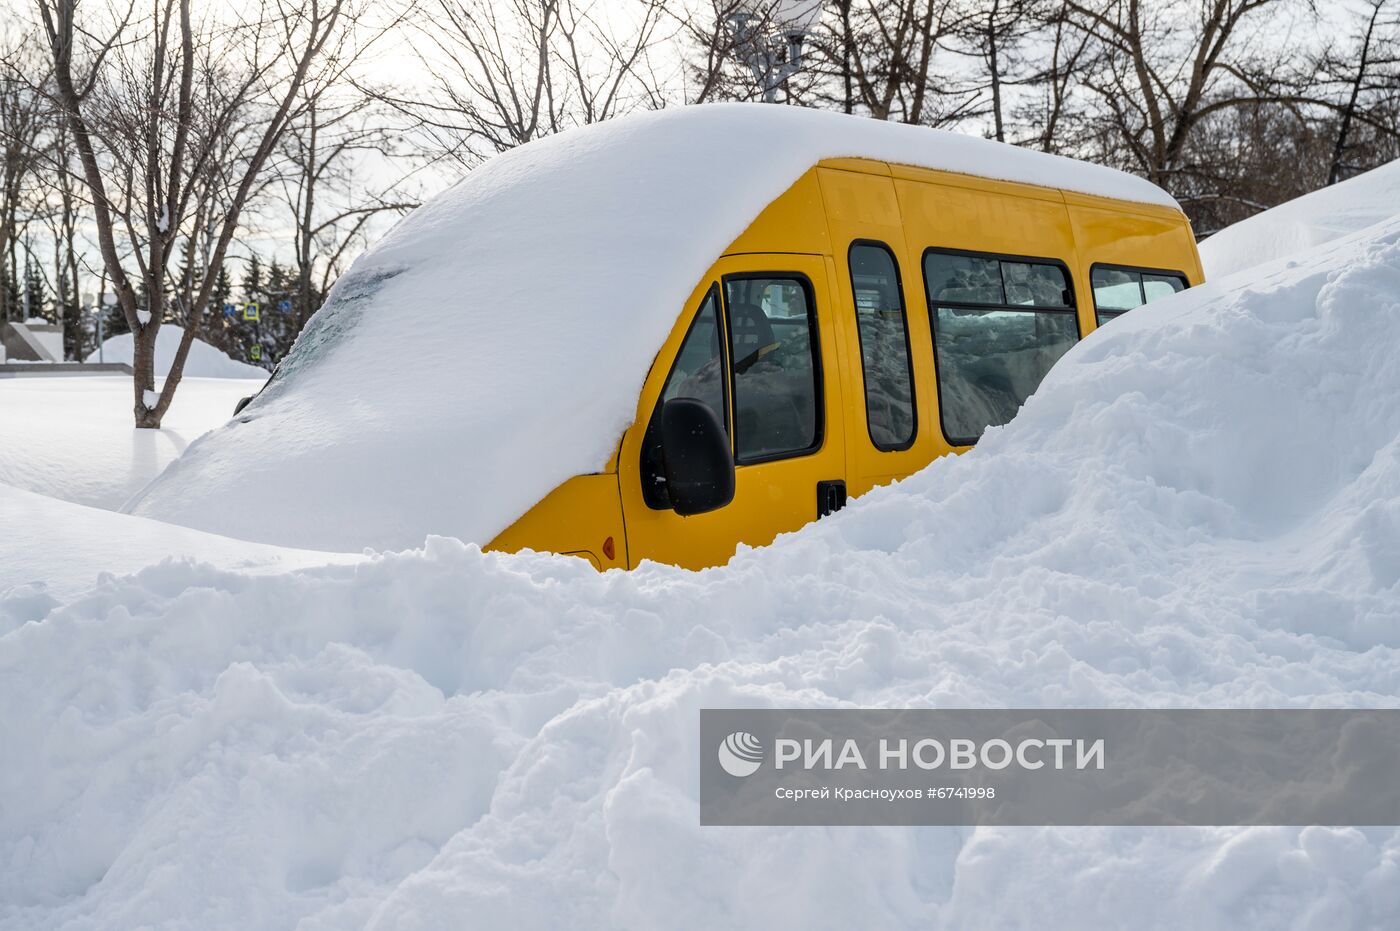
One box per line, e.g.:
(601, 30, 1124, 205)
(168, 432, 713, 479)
(642, 288, 727, 508)
(1092, 265, 1188, 325)
(724, 276, 821, 463)
(849, 243, 915, 450)
(924, 251, 1079, 445)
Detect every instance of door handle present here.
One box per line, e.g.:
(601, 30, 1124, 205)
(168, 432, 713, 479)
(817, 480, 847, 518)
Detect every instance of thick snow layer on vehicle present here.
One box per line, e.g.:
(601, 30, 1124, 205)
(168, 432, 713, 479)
(4, 184, 1399, 929)
(85, 324, 268, 379)
(0, 375, 265, 509)
(1199, 157, 1400, 278)
(127, 103, 1180, 551)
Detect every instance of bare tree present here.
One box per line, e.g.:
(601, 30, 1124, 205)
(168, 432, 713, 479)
(270, 92, 418, 332)
(1319, 0, 1399, 184)
(1062, 0, 1298, 188)
(34, 112, 89, 357)
(1019, 1, 1094, 152)
(34, 0, 370, 427)
(0, 31, 51, 323)
(386, 0, 671, 167)
(816, 0, 974, 123)
(949, 0, 1039, 142)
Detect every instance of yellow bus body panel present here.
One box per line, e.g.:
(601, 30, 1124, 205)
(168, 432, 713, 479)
(487, 157, 1202, 570)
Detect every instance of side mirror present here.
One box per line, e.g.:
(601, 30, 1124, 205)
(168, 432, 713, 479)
(660, 398, 735, 516)
(233, 396, 252, 416)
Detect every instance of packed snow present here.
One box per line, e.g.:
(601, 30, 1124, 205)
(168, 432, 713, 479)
(85, 324, 268, 379)
(1199, 157, 1400, 278)
(0, 375, 264, 510)
(4, 164, 1400, 928)
(128, 103, 1180, 552)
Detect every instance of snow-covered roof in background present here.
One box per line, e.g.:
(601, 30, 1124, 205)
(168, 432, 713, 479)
(1199, 158, 1400, 279)
(128, 103, 1179, 552)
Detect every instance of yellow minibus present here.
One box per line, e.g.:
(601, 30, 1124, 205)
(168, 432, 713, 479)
(167, 106, 1201, 565)
(489, 149, 1202, 570)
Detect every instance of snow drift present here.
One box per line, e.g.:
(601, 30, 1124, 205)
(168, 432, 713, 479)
(4, 172, 1400, 928)
(127, 103, 1179, 552)
(0, 375, 264, 510)
(0, 481, 356, 611)
(85, 324, 267, 379)
(1199, 157, 1400, 278)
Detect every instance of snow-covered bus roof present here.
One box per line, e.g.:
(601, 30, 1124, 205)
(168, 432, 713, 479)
(130, 104, 1179, 551)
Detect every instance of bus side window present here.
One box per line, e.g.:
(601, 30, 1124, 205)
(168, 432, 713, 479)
(641, 287, 727, 509)
(848, 242, 916, 451)
(1091, 265, 1188, 326)
(722, 275, 823, 464)
(923, 249, 1079, 446)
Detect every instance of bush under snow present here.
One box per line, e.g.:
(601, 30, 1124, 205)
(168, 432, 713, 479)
(3, 167, 1400, 928)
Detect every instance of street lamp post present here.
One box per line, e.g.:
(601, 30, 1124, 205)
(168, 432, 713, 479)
(726, 1, 824, 103)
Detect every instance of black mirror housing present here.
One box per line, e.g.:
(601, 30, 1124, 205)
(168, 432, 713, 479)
(660, 398, 735, 516)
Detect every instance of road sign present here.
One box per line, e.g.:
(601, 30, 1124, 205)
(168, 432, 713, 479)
(277, 299, 292, 313)
(243, 302, 260, 321)
(223, 303, 236, 317)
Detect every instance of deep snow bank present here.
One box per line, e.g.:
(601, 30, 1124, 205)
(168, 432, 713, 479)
(1199, 158, 1400, 278)
(0, 482, 358, 611)
(85, 324, 267, 379)
(128, 103, 1177, 552)
(0, 375, 265, 510)
(3, 192, 1400, 927)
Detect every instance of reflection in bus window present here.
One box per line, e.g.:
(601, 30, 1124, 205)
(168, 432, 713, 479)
(849, 243, 915, 450)
(924, 250, 1078, 445)
(1091, 265, 1188, 325)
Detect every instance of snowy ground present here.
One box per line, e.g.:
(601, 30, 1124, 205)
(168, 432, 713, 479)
(0, 483, 359, 609)
(0, 375, 262, 510)
(4, 164, 1400, 929)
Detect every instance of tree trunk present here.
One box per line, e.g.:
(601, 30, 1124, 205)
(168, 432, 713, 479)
(987, 3, 1004, 143)
(132, 323, 160, 427)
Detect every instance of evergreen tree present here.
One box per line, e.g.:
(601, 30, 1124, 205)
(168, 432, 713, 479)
(241, 255, 263, 306)
(237, 256, 269, 370)
(22, 255, 48, 320)
(212, 265, 232, 310)
(0, 268, 18, 323)
(102, 296, 131, 338)
(176, 239, 203, 318)
(57, 267, 81, 360)
(264, 260, 298, 363)
(201, 264, 239, 359)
